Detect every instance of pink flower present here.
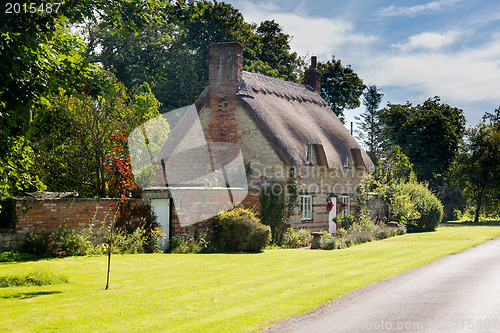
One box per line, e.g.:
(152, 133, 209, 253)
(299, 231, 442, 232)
(94, 206, 98, 211)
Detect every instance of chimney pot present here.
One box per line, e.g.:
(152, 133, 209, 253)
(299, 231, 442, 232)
(311, 56, 317, 69)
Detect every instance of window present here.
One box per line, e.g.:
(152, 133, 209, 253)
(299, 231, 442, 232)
(340, 196, 350, 218)
(301, 195, 313, 220)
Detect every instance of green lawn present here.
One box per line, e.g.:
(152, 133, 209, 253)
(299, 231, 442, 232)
(2, 226, 500, 333)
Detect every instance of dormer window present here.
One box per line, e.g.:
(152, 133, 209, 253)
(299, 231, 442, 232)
(306, 144, 313, 166)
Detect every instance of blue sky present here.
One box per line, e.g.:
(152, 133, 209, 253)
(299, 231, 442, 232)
(223, 0, 500, 126)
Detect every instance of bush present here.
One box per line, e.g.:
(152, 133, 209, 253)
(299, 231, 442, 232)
(114, 201, 161, 253)
(170, 234, 208, 254)
(400, 182, 444, 232)
(0, 251, 36, 262)
(212, 207, 270, 252)
(21, 228, 88, 257)
(282, 228, 312, 248)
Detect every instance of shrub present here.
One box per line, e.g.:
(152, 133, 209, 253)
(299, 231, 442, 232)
(212, 207, 270, 252)
(0, 251, 36, 262)
(170, 235, 208, 254)
(282, 228, 312, 248)
(400, 182, 444, 232)
(320, 231, 336, 250)
(349, 230, 374, 244)
(21, 228, 88, 257)
(114, 201, 161, 253)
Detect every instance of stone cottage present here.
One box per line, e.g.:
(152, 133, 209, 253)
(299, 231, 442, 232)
(142, 42, 374, 244)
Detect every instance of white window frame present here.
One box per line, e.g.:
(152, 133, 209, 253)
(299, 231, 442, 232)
(340, 196, 350, 218)
(301, 195, 313, 220)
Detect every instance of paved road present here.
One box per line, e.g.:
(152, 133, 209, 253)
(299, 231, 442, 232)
(261, 237, 500, 333)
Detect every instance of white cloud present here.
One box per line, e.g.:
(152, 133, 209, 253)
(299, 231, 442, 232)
(360, 37, 500, 106)
(238, 1, 377, 58)
(392, 31, 461, 51)
(377, 0, 465, 17)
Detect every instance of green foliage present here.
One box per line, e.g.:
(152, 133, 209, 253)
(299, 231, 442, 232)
(379, 97, 466, 185)
(355, 85, 384, 162)
(437, 185, 466, 222)
(377, 146, 414, 184)
(399, 182, 443, 232)
(0, 251, 36, 262)
(170, 235, 208, 254)
(259, 185, 284, 244)
(0, 136, 46, 198)
(29, 79, 162, 197)
(0, 270, 69, 288)
(451, 108, 500, 222)
(320, 216, 406, 251)
(318, 57, 365, 121)
(21, 228, 88, 257)
(20, 219, 165, 257)
(212, 207, 270, 253)
(0, 198, 18, 231)
(259, 169, 300, 245)
(115, 201, 163, 253)
(282, 228, 312, 249)
(378, 181, 420, 226)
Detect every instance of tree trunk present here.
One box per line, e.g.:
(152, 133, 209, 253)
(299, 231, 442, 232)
(474, 188, 485, 223)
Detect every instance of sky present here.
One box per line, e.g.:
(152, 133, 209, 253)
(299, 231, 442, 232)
(223, 0, 500, 126)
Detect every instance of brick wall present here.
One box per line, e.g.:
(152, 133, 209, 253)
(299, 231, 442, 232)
(208, 42, 243, 145)
(14, 198, 145, 233)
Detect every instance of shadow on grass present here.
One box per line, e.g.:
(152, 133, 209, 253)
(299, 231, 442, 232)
(0, 290, 62, 300)
(441, 221, 500, 226)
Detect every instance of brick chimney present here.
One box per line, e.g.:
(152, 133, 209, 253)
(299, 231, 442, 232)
(304, 56, 321, 94)
(208, 42, 244, 144)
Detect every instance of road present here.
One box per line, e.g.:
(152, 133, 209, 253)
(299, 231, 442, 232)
(261, 237, 500, 333)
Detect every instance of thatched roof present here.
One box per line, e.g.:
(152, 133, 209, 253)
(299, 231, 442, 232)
(193, 71, 374, 172)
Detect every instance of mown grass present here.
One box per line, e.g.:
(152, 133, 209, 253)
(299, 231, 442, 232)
(1, 226, 500, 333)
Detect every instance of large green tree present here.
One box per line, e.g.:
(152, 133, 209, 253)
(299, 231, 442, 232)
(379, 97, 466, 186)
(29, 79, 162, 197)
(452, 108, 500, 222)
(0, 0, 164, 198)
(88, 1, 302, 112)
(355, 85, 384, 162)
(318, 57, 365, 121)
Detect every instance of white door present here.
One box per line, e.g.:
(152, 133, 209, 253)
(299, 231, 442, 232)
(151, 198, 170, 251)
(328, 197, 337, 233)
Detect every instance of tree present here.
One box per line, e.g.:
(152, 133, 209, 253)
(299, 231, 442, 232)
(88, 2, 302, 112)
(356, 85, 384, 162)
(29, 79, 162, 197)
(318, 57, 365, 121)
(252, 20, 301, 82)
(379, 97, 466, 186)
(452, 108, 500, 222)
(0, 0, 163, 198)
